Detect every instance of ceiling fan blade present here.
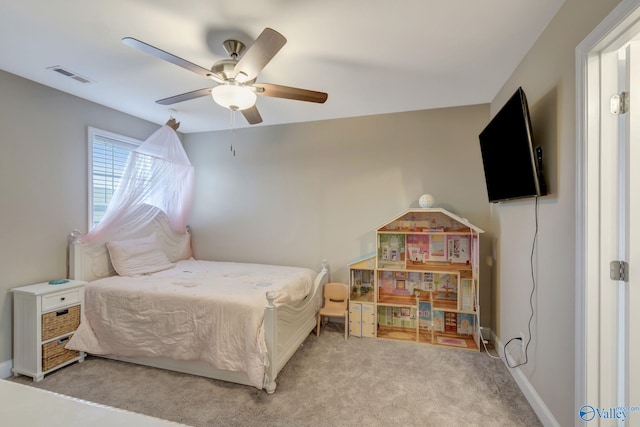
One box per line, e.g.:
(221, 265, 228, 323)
(122, 37, 223, 82)
(156, 88, 213, 105)
(254, 83, 328, 104)
(234, 28, 287, 82)
(241, 105, 263, 124)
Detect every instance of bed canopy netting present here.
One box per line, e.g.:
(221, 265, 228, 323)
(80, 122, 194, 246)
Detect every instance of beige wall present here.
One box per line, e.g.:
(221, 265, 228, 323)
(490, 0, 622, 425)
(184, 106, 492, 321)
(0, 69, 158, 364)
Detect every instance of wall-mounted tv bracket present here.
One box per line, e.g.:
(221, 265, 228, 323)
(535, 146, 547, 196)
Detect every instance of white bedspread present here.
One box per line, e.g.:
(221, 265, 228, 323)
(66, 259, 316, 388)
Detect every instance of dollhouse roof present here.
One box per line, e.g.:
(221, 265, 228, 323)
(347, 253, 377, 268)
(376, 208, 485, 234)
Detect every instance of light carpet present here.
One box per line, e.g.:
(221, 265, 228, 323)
(8, 323, 541, 427)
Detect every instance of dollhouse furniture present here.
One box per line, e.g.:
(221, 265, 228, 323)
(316, 282, 349, 339)
(348, 208, 483, 350)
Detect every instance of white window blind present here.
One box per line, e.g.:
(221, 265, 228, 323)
(88, 127, 141, 229)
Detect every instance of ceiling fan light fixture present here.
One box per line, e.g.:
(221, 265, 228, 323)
(211, 84, 257, 111)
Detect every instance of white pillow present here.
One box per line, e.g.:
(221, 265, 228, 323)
(106, 232, 175, 276)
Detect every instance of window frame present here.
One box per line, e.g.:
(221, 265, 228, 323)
(87, 127, 141, 229)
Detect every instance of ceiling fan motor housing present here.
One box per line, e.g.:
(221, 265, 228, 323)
(211, 40, 255, 83)
(211, 59, 238, 81)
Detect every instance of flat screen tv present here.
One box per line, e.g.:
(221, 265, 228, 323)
(478, 87, 547, 203)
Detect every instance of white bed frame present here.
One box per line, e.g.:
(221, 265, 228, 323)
(68, 213, 328, 394)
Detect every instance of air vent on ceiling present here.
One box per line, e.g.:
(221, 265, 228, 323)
(47, 65, 95, 84)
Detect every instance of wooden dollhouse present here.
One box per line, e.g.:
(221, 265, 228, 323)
(348, 208, 484, 350)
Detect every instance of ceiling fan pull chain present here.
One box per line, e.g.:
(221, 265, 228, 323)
(230, 109, 236, 156)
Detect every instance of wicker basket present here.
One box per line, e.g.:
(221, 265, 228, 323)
(41, 305, 80, 341)
(42, 335, 79, 371)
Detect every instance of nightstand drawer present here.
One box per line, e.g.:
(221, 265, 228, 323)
(41, 289, 81, 312)
(42, 335, 79, 371)
(41, 305, 80, 341)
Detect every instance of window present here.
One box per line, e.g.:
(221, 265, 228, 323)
(88, 127, 141, 229)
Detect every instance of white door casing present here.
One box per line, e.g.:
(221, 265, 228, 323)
(577, 1, 640, 424)
(625, 41, 639, 411)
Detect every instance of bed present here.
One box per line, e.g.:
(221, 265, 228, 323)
(66, 212, 328, 394)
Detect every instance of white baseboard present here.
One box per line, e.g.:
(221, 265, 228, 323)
(485, 328, 560, 427)
(0, 359, 13, 379)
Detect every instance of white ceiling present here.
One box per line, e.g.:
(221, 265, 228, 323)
(0, 0, 564, 134)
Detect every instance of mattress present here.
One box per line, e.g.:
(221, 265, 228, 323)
(66, 259, 317, 388)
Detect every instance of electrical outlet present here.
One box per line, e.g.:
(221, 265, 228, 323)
(519, 332, 525, 352)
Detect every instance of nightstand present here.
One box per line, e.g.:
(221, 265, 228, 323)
(11, 280, 87, 381)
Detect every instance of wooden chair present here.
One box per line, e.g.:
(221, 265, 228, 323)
(316, 282, 349, 339)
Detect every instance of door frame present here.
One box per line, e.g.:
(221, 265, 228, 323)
(576, 0, 640, 420)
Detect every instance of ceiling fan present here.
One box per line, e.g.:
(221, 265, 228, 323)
(122, 28, 328, 125)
